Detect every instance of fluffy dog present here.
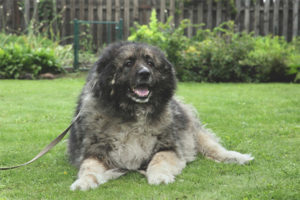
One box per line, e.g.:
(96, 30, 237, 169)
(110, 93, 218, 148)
(68, 42, 253, 191)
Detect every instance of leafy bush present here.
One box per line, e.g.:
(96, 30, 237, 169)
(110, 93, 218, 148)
(129, 10, 300, 82)
(179, 22, 255, 82)
(287, 38, 300, 82)
(0, 33, 72, 79)
(240, 36, 296, 82)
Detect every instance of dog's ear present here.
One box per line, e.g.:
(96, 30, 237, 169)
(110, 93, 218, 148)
(161, 56, 177, 81)
(96, 42, 130, 74)
(95, 54, 112, 74)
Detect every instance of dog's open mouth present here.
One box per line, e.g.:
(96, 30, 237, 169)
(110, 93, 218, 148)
(128, 85, 152, 103)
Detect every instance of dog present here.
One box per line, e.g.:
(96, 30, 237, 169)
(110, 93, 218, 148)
(68, 42, 254, 191)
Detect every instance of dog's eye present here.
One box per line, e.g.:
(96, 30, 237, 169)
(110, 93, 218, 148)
(124, 60, 133, 67)
(147, 61, 154, 67)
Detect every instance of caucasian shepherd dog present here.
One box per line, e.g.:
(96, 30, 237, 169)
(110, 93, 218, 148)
(68, 42, 254, 191)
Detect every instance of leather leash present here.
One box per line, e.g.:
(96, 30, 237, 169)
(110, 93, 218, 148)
(0, 114, 79, 170)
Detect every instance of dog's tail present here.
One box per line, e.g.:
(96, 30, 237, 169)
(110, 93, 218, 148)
(194, 123, 254, 165)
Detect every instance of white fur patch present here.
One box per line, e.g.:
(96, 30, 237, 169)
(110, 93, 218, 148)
(146, 151, 186, 185)
(70, 158, 126, 191)
(222, 151, 254, 164)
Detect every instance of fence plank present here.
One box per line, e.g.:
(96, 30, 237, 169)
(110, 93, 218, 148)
(216, 0, 222, 26)
(169, 0, 175, 26)
(70, 0, 75, 42)
(0, 0, 3, 31)
(80, 0, 84, 20)
(244, 0, 251, 33)
(106, 0, 112, 21)
(160, 0, 166, 22)
(133, 0, 139, 22)
(273, 0, 280, 35)
(24, 0, 30, 27)
(33, 0, 38, 24)
(197, 0, 203, 27)
(124, 0, 130, 39)
(207, 0, 213, 29)
(187, 5, 193, 38)
(264, 0, 270, 35)
(254, 0, 260, 35)
(179, 1, 184, 22)
(88, 0, 94, 21)
(61, 0, 67, 41)
(283, 0, 289, 39)
(293, 0, 299, 38)
(5, 0, 13, 32)
(235, 0, 241, 32)
(115, 0, 120, 22)
(97, 0, 103, 45)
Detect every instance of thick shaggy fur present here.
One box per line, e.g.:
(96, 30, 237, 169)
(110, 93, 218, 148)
(68, 42, 254, 191)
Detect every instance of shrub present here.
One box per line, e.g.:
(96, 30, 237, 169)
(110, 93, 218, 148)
(0, 33, 72, 79)
(240, 36, 295, 82)
(179, 22, 255, 82)
(287, 38, 300, 82)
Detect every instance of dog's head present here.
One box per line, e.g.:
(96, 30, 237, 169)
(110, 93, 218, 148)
(90, 42, 176, 117)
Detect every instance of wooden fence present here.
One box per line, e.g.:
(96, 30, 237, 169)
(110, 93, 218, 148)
(0, 0, 299, 47)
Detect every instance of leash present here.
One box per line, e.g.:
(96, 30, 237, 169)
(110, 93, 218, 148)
(0, 114, 79, 170)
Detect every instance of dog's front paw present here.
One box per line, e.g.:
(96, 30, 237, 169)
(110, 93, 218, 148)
(70, 174, 106, 191)
(147, 171, 175, 185)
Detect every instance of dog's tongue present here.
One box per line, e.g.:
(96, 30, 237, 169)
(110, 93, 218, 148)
(133, 88, 149, 97)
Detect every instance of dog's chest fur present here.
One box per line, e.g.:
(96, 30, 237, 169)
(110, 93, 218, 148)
(108, 108, 160, 170)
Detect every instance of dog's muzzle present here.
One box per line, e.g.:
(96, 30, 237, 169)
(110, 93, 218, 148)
(128, 67, 153, 103)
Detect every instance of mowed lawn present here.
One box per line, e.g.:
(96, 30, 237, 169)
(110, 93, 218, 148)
(0, 77, 299, 200)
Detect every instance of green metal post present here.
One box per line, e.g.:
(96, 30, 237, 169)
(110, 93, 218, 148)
(73, 19, 79, 70)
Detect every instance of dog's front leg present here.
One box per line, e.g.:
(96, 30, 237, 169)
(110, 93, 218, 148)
(70, 158, 125, 191)
(146, 151, 186, 185)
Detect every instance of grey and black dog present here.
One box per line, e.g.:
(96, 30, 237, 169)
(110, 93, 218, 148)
(68, 42, 254, 191)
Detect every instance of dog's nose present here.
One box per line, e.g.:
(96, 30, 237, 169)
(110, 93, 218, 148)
(137, 67, 150, 80)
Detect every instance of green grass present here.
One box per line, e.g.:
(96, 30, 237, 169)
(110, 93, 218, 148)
(0, 78, 299, 200)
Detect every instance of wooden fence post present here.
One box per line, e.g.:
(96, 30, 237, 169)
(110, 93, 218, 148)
(0, 0, 3, 31)
(207, 0, 213, 29)
(254, 0, 260, 35)
(61, 0, 67, 43)
(244, 0, 250, 33)
(273, 0, 280, 35)
(115, 0, 120, 22)
(160, 0, 166, 23)
(169, 0, 175, 27)
(216, 0, 222, 26)
(235, 0, 241, 32)
(293, 0, 299, 38)
(97, 0, 103, 46)
(133, 0, 139, 22)
(124, 0, 130, 39)
(283, 0, 289, 40)
(24, 0, 30, 28)
(188, 5, 193, 38)
(264, 0, 270, 35)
